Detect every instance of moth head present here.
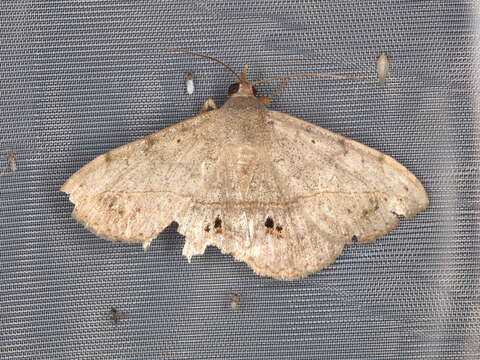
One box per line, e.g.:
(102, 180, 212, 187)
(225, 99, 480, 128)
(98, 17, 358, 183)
(228, 82, 257, 98)
(227, 64, 257, 98)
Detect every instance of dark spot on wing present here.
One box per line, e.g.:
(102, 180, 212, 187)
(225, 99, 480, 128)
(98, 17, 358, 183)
(214, 216, 222, 233)
(275, 225, 284, 237)
(204, 225, 210, 233)
(177, 139, 181, 143)
(107, 196, 117, 208)
(311, 139, 316, 144)
(264, 217, 274, 229)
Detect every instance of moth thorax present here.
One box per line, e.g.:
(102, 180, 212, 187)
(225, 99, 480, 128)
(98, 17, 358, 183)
(235, 145, 257, 171)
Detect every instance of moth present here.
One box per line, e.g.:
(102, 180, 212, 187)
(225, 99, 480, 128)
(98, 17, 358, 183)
(61, 49, 428, 280)
(7, 153, 16, 172)
(376, 52, 390, 87)
(230, 294, 240, 311)
(108, 307, 121, 325)
(185, 72, 195, 95)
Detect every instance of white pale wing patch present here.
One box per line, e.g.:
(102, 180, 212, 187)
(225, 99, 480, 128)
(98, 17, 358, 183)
(62, 95, 428, 280)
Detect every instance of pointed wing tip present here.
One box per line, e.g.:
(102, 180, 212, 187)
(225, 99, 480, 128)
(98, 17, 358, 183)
(419, 190, 429, 212)
(60, 182, 70, 194)
(405, 185, 429, 218)
(60, 175, 79, 194)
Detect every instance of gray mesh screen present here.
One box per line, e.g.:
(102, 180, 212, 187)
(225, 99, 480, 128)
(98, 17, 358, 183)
(1, 1, 478, 359)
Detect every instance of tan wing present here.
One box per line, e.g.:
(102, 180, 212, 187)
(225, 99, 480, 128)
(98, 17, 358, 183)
(211, 109, 428, 279)
(177, 110, 428, 280)
(61, 109, 226, 249)
(266, 110, 428, 221)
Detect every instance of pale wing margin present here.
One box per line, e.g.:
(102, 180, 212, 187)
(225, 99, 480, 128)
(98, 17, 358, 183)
(266, 110, 429, 243)
(61, 110, 221, 247)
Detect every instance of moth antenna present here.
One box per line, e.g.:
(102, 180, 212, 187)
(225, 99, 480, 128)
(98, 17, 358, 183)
(270, 78, 290, 98)
(252, 73, 366, 86)
(258, 78, 290, 105)
(165, 47, 242, 82)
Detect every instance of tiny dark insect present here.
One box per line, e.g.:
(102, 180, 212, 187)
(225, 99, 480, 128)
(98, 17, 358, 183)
(108, 307, 121, 325)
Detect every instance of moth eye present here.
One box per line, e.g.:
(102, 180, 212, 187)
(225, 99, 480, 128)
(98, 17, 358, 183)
(252, 86, 257, 97)
(228, 83, 240, 96)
